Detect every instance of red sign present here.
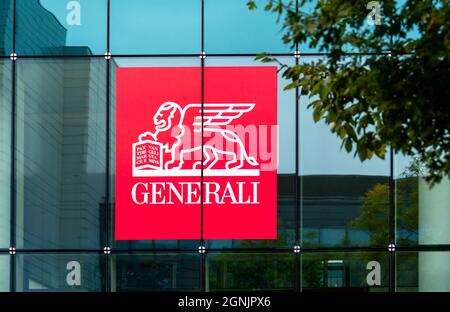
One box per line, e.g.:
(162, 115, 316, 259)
(115, 67, 277, 240)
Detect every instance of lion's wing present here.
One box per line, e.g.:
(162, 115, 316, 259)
(183, 103, 255, 131)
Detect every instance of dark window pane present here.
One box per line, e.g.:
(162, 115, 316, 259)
(110, 0, 201, 55)
(207, 253, 294, 291)
(15, 253, 103, 291)
(205, 0, 290, 54)
(302, 252, 388, 291)
(16, 0, 107, 56)
(395, 154, 450, 246)
(300, 57, 390, 248)
(0, 0, 13, 56)
(112, 253, 200, 291)
(15, 58, 106, 249)
(0, 60, 11, 247)
(397, 251, 450, 292)
(204, 57, 295, 248)
(110, 57, 200, 249)
(0, 254, 10, 291)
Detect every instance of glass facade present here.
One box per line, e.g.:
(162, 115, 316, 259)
(0, 0, 449, 292)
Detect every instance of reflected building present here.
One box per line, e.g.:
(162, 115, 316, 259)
(8, 1, 105, 291)
(0, 0, 13, 56)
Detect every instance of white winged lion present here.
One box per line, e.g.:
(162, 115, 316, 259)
(151, 101, 259, 170)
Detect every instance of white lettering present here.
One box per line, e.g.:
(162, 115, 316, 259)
(131, 182, 149, 205)
(221, 182, 237, 203)
(131, 181, 260, 205)
(151, 182, 165, 204)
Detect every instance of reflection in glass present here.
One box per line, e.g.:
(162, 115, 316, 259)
(0, 0, 13, 56)
(16, 0, 107, 56)
(110, 57, 200, 249)
(397, 251, 450, 292)
(395, 154, 419, 245)
(110, 0, 200, 54)
(0, 255, 10, 292)
(15, 253, 103, 291)
(207, 253, 294, 291)
(300, 57, 390, 248)
(204, 57, 295, 249)
(0, 60, 11, 247)
(395, 154, 450, 246)
(302, 252, 388, 291)
(16, 58, 106, 249)
(111, 254, 200, 291)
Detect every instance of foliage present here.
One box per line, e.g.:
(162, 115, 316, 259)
(247, 0, 450, 185)
(347, 183, 390, 246)
(347, 157, 419, 246)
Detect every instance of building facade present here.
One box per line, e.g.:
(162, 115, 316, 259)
(0, 0, 449, 292)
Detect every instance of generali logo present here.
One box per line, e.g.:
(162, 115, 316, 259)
(132, 102, 259, 177)
(115, 67, 277, 240)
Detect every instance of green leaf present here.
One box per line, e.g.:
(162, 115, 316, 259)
(345, 138, 353, 152)
(247, 0, 257, 10)
(313, 108, 322, 122)
(358, 148, 367, 161)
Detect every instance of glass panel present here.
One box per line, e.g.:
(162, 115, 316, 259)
(0, 60, 11, 248)
(15, 58, 106, 249)
(111, 57, 200, 249)
(110, 0, 201, 55)
(395, 154, 450, 246)
(302, 252, 388, 291)
(207, 253, 294, 291)
(15, 253, 103, 291)
(0, 255, 10, 292)
(111, 253, 200, 291)
(397, 251, 450, 292)
(204, 56, 295, 248)
(0, 0, 13, 56)
(204, 0, 290, 54)
(16, 0, 107, 56)
(300, 56, 390, 248)
(395, 154, 418, 246)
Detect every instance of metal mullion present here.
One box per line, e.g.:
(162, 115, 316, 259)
(9, 0, 17, 293)
(10, 53, 414, 59)
(104, 65, 110, 292)
(8, 244, 450, 254)
(200, 0, 206, 293)
(12, 0, 16, 54)
(389, 147, 395, 292)
(9, 60, 16, 293)
(9, 251, 105, 256)
(16, 54, 105, 58)
(295, 0, 301, 293)
(107, 0, 111, 53)
(9, 52, 409, 59)
(104, 49, 111, 294)
(388, 29, 396, 292)
(104, 0, 111, 293)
